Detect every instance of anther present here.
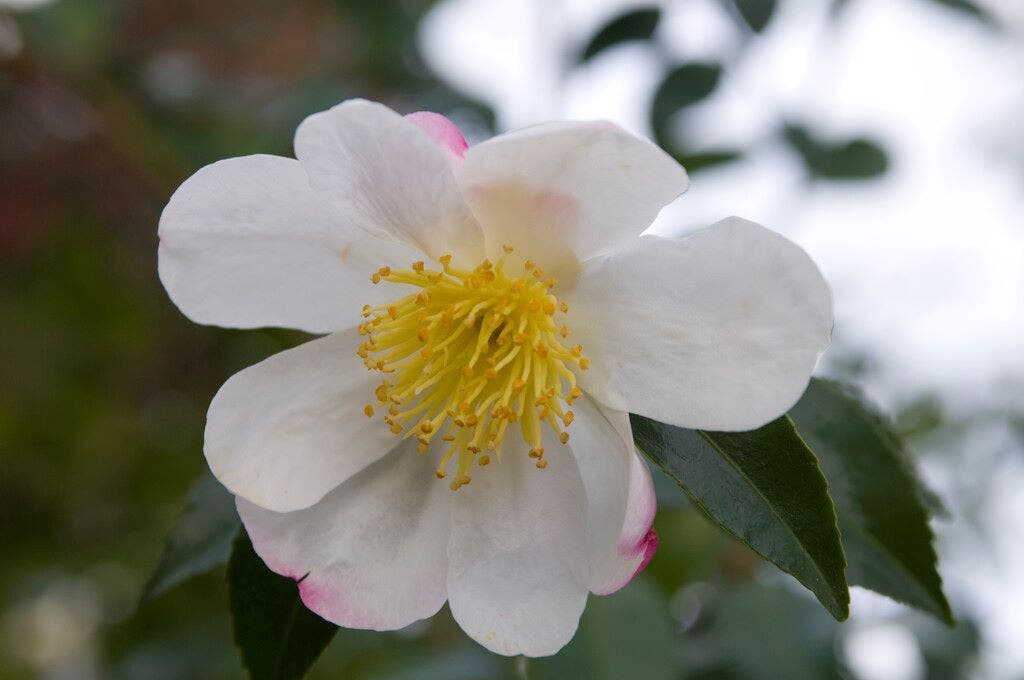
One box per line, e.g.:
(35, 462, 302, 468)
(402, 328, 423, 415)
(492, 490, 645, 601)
(363, 404, 374, 417)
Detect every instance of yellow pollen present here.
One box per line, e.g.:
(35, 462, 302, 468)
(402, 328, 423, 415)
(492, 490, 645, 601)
(358, 251, 584, 489)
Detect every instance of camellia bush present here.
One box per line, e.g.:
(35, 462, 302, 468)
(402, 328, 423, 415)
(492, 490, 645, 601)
(143, 97, 950, 678)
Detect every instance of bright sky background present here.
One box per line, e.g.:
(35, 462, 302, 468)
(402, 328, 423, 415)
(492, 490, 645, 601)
(422, 0, 1024, 676)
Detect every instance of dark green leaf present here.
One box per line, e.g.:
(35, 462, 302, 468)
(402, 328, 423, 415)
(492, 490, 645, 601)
(783, 124, 889, 179)
(228, 531, 338, 680)
(673, 149, 743, 174)
(140, 470, 241, 604)
(650, 63, 722, 148)
(789, 379, 953, 624)
(632, 415, 850, 620)
(580, 8, 661, 62)
(733, 0, 777, 32)
(532, 578, 682, 680)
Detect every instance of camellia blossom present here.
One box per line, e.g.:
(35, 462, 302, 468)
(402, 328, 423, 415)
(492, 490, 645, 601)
(158, 99, 832, 656)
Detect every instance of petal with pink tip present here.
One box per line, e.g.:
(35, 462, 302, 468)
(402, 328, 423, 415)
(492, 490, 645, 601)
(295, 99, 483, 264)
(405, 111, 468, 160)
(566, 396, 658, 595)
(238, 440, 452, 631)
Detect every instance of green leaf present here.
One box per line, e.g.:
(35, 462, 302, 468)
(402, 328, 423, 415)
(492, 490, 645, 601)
(789, 379, 953, 624)
(783, 124, 889, 179)
(673, 149, 743, 174)
(579, 7, 661, 62)
(140, 470, 241, 604)
(733, 0, 777, 32)
(650, 63, 722, 148)
(631, 414, 850, 620)
(532, 578, 682, 680)
(925, 0, 995, 24)
(710, 582, 841, 680)
(228, 531, 338, 680)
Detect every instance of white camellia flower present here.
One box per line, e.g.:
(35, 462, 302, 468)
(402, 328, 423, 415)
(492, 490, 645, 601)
(158, 99, 832, 657)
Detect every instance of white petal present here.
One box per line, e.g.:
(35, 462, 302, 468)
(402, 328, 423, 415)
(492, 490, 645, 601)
(294, 99, 483, 264)
(158, 154, 421, 334)
(567, 397, 658, 595)
(205, 330, 397, 513)
(446, 440, 588, 657)
(457, 121, 688, 274)
(568, 217, 833, 431)
(238, 441, 451, 631)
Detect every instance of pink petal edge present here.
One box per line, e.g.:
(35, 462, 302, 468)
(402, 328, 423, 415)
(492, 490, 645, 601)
(591, 452, 659, 595)
(405, 111, 468, 159)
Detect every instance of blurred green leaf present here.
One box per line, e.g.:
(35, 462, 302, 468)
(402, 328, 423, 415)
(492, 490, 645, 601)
(140, 470, 241, 604)
(228, 531, 338, 680)
(674, 150, 743, 174)
(783, 124, 889, 179)
(631, 415, 850, 621)
(925, 0, 994, 24)
(579, 7, 661, 62)
(710, 583, 841, 680)
(532, 578, 683, 680)
(650, 63, 722, 148)
(733, 0, 777, 32)
(789, 379, 953, 624)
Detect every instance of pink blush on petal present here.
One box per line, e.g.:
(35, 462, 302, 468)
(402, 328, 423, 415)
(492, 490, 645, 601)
(405, 111, 468, 159)
(631, 528, 659, 578)
(298, 578, 363, 628)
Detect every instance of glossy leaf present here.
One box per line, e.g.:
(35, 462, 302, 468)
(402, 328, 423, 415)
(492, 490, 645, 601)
(784, 124, 889, 179)
(228, 531, 338, 680)
(140, 470, 241, 603)
(580, 7, 661, 62)
(789, 379, 953, 624)
(632, 414, 850, 621)
(733, 0, 777, 32)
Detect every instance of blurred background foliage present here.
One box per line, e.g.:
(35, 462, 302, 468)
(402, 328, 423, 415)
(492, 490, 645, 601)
(0, 0, 1018, 677)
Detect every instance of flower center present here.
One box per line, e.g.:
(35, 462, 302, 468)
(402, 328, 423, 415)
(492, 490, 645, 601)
(358, 246, 589, 491)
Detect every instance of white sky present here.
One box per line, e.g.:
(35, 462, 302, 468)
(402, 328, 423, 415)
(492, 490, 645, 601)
(422, 0, 1024, 676)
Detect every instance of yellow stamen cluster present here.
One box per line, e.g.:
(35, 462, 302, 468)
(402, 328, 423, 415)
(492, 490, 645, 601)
(357, 247, 589, 490)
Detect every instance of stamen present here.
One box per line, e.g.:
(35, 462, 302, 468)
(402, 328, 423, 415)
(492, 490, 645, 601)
(357, 250, 585, 489)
